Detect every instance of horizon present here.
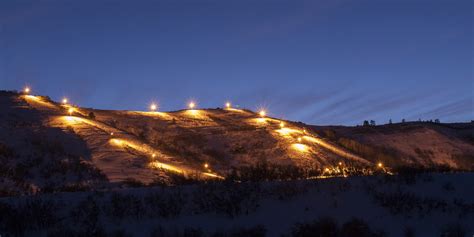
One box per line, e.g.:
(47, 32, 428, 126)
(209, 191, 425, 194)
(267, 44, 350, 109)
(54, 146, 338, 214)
(1, 0, 472, 125)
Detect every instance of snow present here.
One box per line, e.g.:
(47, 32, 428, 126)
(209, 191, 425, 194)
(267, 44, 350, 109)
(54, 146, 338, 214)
(0, 173, 472, 236)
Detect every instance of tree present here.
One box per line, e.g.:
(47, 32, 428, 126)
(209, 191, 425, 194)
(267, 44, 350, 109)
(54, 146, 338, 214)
(434, 119, 440, 123)
(389, 119, 392, 124)
(363, 120, 369, 126)
(402, 119, 406, 123)
(370, 120, 376, 126)
(88, 112, 95, 120)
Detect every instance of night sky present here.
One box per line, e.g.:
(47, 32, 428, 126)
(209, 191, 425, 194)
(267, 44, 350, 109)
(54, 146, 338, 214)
(1, 0, 472, 125)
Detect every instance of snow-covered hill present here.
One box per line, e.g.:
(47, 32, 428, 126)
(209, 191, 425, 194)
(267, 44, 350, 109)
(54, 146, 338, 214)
(0, 90, 473, 194)
(311, 122, 474, 169)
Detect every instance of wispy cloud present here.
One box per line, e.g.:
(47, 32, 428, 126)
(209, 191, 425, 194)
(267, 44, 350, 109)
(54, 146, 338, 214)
(416, 97, 473, 120)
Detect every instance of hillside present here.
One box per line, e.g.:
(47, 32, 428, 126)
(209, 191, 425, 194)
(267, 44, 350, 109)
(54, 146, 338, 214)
(0, 90, 473, 195)
(311, 122, 474, 170)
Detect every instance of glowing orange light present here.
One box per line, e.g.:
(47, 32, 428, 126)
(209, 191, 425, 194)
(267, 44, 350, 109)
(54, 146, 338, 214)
(225, 102, 231, 108)
(338, 162, 343, 166)
(110, 132, 114, 136)
(204, 163, 209, 169)
(280, 122, 285, 128)
(68, 108, 74, 115)
(276, 127, 302, 136)
(292, 143, 309, 152)
(62, 98, 68, 104)
(325, 168, 330, 172)
(188, 101, 196, 109)
(152, 153, 156, 158)
(110, 139, 123, 146)
(150, 103, 157, 111)
(24, 87, 30, 94)
(378, 162, 383, 168)
(259, 110, 266, 117)
(297, 137, 302, 142)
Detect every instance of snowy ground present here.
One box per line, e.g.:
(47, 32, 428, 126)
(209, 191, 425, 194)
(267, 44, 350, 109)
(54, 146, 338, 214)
(0, 173, 472, 236)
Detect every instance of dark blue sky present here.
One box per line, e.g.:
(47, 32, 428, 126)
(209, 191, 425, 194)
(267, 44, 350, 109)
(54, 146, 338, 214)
(1, 0, 472, 125)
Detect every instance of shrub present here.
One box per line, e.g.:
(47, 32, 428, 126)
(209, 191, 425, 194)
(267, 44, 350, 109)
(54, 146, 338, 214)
(70, 196, 104, 236)
(404, 226, 416, 237)
(88, 112, 96, 120)
(106, 193, 144, 221)
(144, 190, 185, 218)
(192, 182, 260, 218)
(340, 218, 373, 237)
(211, 225, 266, 237)
(291, 217, 338, 237)
(439, 223, 466, 237)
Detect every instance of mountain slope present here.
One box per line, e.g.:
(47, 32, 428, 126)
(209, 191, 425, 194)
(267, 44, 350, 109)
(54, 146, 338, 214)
(1, 90, 473, 194)
(311, 122, 474, 169)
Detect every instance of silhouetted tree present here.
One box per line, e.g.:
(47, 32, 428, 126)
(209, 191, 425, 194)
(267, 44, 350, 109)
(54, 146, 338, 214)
(363, 120, 369, 126)
(88, 112, 96, 120)
(370, 120, 376, 126)
(389, 119, 392, 124)
(435, 119, 440, 123)
(402, 119, 406, 123)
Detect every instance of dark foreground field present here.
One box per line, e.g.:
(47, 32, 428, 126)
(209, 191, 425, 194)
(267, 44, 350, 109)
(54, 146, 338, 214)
(1, 172, 473, 237)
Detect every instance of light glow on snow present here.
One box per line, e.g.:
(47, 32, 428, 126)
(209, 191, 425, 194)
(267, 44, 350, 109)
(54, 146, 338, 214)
(292, 143, 309, 153)
(275, 127, 302, 137)
(303, 135, 366, 162)
(149, 161, 185, 174)
(25, 95, 38, 100)
(185, 109, 204, 118)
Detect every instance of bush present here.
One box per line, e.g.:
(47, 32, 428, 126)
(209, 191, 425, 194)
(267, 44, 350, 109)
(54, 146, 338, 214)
(340, 218, 373, 237)
(106, 193, 144, 221)
(226, 161, 321, 182)
(144, 189, 185, 218)
(439, 223, 466, 237)
(88, 112, 96, 120)
(211, 225, 266, 237)
(291, 217, 385, 237)
(291, 217, 338, 237)
(0, 201, 27, 236)
(149, 226, 204, 237)
(192, 182, 260, 218)
(70, 196, 104, 236)
(404, 226, 416, 237)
